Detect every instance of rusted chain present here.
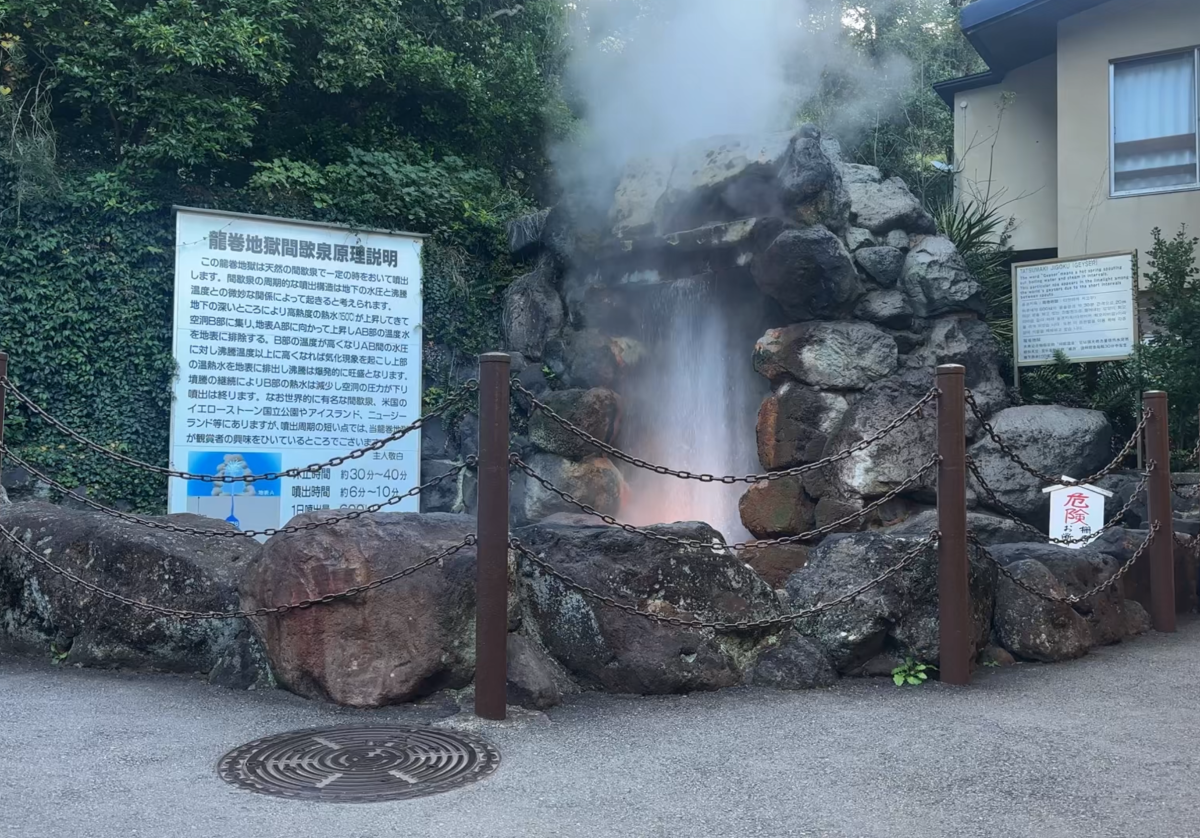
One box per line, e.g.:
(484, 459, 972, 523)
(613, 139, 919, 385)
(511, 452, 940, 551)
(0, 445, 469, 539)
(512, 379, 937, 484)
(0, 376, 477, 483)
(969, 521, 1158, 605)
(967, 457, 1153, 546)
(509, 531, 939, 630)
(0, 521, 475, 621)
(965, 389, 1149, 488)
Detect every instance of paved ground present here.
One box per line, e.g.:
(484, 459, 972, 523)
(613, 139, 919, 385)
(4, 623, 1200, 838)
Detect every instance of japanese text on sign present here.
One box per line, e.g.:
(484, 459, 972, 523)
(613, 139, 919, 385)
(1014, 253, 1136, 366)
(168, 208, 424, 535)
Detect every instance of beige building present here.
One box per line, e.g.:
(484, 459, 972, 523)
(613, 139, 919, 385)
(935, 0, 1200, 275)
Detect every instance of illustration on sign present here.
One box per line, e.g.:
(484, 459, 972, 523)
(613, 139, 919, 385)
(1042, 477, 1112, 549)
(167, 208, 425, 532)
(1012, 252, 1137, 367)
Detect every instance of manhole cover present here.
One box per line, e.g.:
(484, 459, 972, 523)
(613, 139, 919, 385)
(217, 724, 501, 803)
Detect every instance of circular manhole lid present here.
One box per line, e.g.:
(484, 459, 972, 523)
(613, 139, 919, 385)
(217, 724, 501, 803)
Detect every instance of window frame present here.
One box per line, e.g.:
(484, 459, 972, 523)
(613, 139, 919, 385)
(1109, 46, 1200, 199)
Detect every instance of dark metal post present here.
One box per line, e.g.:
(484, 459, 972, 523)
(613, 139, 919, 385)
(936, 364, 971, 686)
(475, 352, 510, 720)
(1144, 390, 1176, 633)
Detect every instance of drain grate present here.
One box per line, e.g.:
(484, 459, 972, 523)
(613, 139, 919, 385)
(217, 724, 501, 803)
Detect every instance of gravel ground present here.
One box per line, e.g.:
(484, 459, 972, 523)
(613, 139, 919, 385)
(4, 621, 1200, 838)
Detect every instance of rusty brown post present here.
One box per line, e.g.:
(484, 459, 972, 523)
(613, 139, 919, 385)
(936, 364, 971, 685)
(1144, 390, 1176, 633)
(475, 352, 511, 720)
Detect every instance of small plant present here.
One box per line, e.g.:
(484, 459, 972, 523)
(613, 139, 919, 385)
(982, 660, 1000, 668)
(49, 642, 69, 665)
(892, 657, 936, 686)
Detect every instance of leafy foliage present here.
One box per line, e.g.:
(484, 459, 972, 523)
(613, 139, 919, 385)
(892, 657, 935, 686)
(1139, 226, 1200, 468)
(0, 0, 569, 510)
(933, 196, 1014, 346)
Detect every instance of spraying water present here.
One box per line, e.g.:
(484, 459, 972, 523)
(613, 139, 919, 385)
(619, 277, 765, 543)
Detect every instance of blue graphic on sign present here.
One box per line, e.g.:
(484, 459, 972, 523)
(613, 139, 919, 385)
(186, 452, 282, 497)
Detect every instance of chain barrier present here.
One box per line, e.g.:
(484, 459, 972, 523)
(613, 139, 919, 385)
(512, 379, 937, 485)
(965, 390, 1149, 488)
(509, 531, 939, 630)
(0, 520, 476, 621)
(511, 452, 940, 552)
(0, 445, 470, 539)
(0, 376, 478, 483)
(966, 457, 1152, 547)
(969, 522, 1159, 605)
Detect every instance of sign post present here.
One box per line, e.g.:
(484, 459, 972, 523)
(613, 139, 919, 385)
(1012, 251, 1138, 392)
(169, 208, 425, 535)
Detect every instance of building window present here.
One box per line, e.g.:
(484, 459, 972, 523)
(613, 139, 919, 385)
(1111, 49, 1199, 196)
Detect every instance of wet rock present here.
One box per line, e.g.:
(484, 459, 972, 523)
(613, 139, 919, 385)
(756, 382, 851, 470)
(522, 454, 625, 522)
(0, 503, 268, 687)
(611, 156, 675, 237)
(753, 321, 897, 390)
(528, 388, 622, 460)
(503, 259, 565, 361)
(752, 225, 864, 321)
(515, 518, 780, 694)
(241, 512, 479, 708)
(969, 406, 1112, 524)
(855, 246, 906, 287)
(739, 477, 815, 539)
(784, 532, 995, 673)
(744, 544, 812, 588)
(993, 559, 1092, 662)
(543, 329, 645, 390)
(420, 459, 462, 513)
(855, 289, 914, 330)
(846, 173, 936, 236)
(901, 236, 986, 318)
(749, 631, 838, 689)
(887, 510, 1032, 546)
(778, 127, 850, 231)
(900, 316, 1010, 425)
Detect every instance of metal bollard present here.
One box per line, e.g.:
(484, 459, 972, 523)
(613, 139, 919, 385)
(936, 364, 971, 685)
(1143, 391, 1176, 633)
(475, 353, 511, 720)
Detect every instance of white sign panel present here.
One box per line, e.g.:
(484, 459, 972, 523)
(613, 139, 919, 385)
(1013, 252, 1137, 366)
(168, 208, 424, 534)
(1045, 482, 1109, 549)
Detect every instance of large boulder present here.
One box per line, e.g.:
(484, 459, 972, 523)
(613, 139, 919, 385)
(751, 225, 864, 321)
(901, 236, 986, 318)
(522, 453, 626, 522)
(992, 559, 1092, 662)
(753, 321, 897, 390)
(743, 543, 812, 589)
(784, 531, 995, 673)
(0, 503, 269, 688)
(515, 519, 780, 694)
(988, 542, 1131, 646)
(748, 630, 838, 689)
(899, 316, 1010, 424)
(738, 477, 815, 539)
(756, 382, 851, 470)
(844, 167, 936, 236)
(528, 388, 622, 460)
(503, 259, 565, 361)
(240, 512, 479, 708)
(887, 509, 1033, 547)
(969, 406, 1113, 524)
(855, 289, 914, 330)
(854, 246, 906, 287)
